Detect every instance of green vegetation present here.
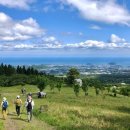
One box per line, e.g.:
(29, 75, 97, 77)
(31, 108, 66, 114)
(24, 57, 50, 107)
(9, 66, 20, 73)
(82, 79, 89, 96)
(98, 74, 130, 84)
(0, 83, 130, 130)
(33, 86, 130, 130)
(0, 122, 4, 130)
(67, 68, 80, 85)
(56, 83, 62, 93)
(37, 79, 46, 92)
(73, 84, 80, 97)
(1, 67, 130, 130)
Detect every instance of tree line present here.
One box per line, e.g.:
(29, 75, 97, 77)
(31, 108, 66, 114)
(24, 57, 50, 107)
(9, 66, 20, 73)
(0, 63, 65, 87)
(0, 64, 130, 97)
(0, 63, 42, 76)
(66, 68, 130, 97)
(97, 74, 130, 84)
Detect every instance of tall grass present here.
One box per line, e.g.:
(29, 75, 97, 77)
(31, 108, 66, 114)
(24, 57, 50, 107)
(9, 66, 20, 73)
(0, 122, 4, 130)
(1, 85, 130, 130)
(33, 87, 130, 130)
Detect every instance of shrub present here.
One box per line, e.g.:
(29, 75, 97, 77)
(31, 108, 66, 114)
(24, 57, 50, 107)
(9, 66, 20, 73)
(73, 84, 80, 97)
(120, 87, 130, 96)
(37, 80, 46, 92)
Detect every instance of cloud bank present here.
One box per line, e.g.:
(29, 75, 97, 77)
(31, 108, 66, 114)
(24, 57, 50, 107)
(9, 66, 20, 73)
(0, 12, 44, 41)
(0, 34, 130, 51)
(0, 0, 35, 10)
(60, 0, 130, 25)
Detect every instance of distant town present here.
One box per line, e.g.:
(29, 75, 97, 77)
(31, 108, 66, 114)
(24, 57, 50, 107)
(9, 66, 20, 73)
(32, 63, 130, 76)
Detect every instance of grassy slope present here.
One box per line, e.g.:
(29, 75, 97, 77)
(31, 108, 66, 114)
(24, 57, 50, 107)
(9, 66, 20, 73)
(0, 85, 130, 130)
(0, 85, 55, 130)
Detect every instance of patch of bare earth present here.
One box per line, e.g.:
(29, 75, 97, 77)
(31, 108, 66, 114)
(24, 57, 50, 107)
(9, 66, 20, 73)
(4, 112, 55, 130)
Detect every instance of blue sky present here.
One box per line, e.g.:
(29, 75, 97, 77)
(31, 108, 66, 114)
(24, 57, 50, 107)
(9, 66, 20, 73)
(0, 0, 130, 57)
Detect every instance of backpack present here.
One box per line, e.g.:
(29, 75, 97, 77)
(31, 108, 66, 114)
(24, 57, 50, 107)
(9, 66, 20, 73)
(16, 99, 22, 106)
(2, 101, 8, 109)
(27, 100, 32, 110)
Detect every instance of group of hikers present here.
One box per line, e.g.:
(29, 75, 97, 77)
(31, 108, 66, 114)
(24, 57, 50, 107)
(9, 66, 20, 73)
(1, 92, 35, 122)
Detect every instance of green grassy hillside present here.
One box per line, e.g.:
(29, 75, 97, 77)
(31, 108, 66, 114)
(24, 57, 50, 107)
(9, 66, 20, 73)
(0, 85, 130, 130)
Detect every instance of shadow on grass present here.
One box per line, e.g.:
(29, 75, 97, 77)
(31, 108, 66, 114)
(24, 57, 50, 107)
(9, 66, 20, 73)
(21, 112, 27, 115)
(8, 113, 16, 116)
(115, 106, 130, 114)
(8, 112, 27, 116)
(0, 117, 5, 120)
(10, 117, 27, 122)
(106, 93, 122, 98)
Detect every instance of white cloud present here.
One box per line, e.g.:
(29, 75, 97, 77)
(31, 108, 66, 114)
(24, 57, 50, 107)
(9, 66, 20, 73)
(90, 25, 101, 30)
(0, 0, 35, 10)
(60, 0, 130, 25)
(0, 12, 12, 23)
(110, 34, 126, 43)
(66, 40, 105, 49)
(43, 36, 56, 42)
(1, 34, 130, 51)
(1, 40, 130, 51)
(0, 12, 44, 41)
(14, 44, 34, 49)
(108, 42, 118, 48)
(42, 36, 62, 48)
(13, 18, 43, 36)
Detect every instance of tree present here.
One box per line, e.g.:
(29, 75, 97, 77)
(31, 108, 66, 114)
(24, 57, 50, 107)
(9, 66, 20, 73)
(82, 79, 89, 96)
(49, 82, 55, 93)
(95, 88, 100, 95)
(67, 68, 80, 86)
(56, 83, 62, 93)
(73, 84, 80, 97)
(111, 86, 117, 97)
(22, 66, 26, 74)
(37, 80, 46, 92)
(21, 82, 25, 87)
(6, 65, 15, 76)
(120, 86, 130, 96)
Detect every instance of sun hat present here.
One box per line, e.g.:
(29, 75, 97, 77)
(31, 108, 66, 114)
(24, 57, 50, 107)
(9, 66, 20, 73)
(17, 95, 20, 98)
(3, 97, 6, 101)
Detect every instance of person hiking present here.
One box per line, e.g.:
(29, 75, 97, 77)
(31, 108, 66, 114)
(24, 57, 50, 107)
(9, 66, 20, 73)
(21, 88, 26, 95)
(1, 97, 8, 120)
(38, 91, 41, 98)
(14, 95, 22, 117)
(25, 95, 34, 122)
(27, 92, 32, 97)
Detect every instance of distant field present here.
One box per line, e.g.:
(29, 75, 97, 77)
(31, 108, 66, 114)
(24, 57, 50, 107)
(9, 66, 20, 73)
(1, 85, 130, 130)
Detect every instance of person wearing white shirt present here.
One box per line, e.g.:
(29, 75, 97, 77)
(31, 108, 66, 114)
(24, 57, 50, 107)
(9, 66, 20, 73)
(25, 95, 34, 122)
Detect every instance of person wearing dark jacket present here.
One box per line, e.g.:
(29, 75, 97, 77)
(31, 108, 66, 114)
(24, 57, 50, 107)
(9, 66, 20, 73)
(25, 95, 34, 122)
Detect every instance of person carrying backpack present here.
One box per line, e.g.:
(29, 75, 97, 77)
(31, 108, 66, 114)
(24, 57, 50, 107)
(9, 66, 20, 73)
(14, 95, 22, 117)
(1, 97, 8, 120)
(21, 88, 26, 95)
(25, 95, 34, 122)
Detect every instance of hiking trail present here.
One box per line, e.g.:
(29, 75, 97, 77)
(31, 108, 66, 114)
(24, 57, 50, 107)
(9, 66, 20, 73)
(3, 111, 55, 130)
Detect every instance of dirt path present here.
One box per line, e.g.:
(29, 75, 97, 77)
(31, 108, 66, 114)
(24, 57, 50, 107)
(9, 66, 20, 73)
(3, 111, 55, 130)
(1, 90, 56, 130)
(3, 112, 22, 130)
(4, 113, 19, 130)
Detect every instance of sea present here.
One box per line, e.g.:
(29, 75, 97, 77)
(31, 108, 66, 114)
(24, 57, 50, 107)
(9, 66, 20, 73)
(0, 57, 130, 66)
